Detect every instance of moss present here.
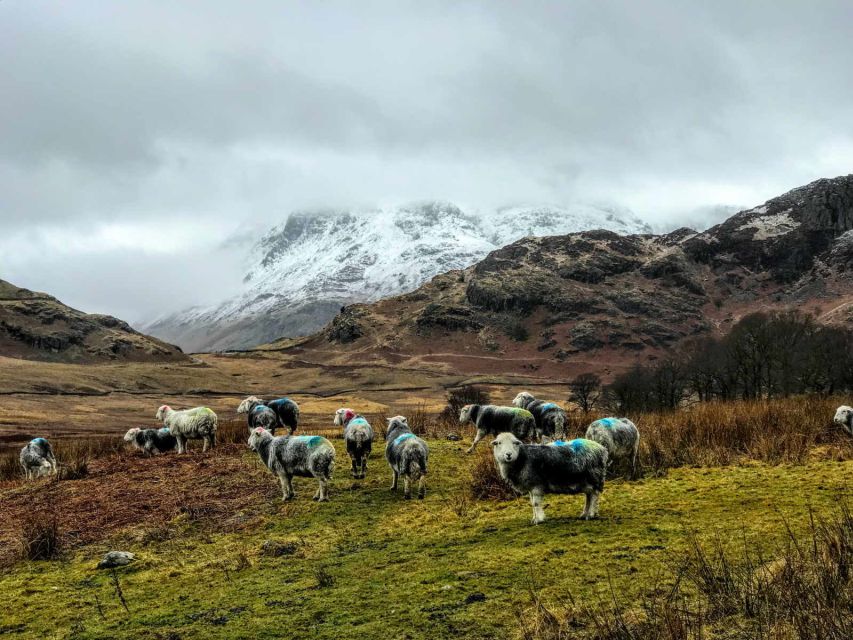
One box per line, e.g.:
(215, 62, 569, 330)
(0, 441, 849, 639)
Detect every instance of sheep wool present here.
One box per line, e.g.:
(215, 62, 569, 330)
(512, 392, 568, 440)
(385, 416, 429, 500)
(459, 404, 542, 453)
(585, 417, 640, 478)
(248, 428, 335, 501)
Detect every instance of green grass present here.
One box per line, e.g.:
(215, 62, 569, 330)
(1, 441, 850, 639)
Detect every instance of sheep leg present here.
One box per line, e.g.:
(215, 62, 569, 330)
(317, 478, 330, 502)
(588, 491, 601, 518)
(282, 475, 295, 500)
(417, 475, 426, 499)
(403, 475, 412, 499)
(581, 491, 597, 520)
(278, 475, 289, 501)
(529, 490, 545, 524)
(390, 470, 398, 491)
(350, 456, 358, 478)
(466, 429, 487, 454)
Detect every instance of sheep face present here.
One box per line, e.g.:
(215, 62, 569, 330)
(512, 392, 534, 409)
(247, 427, 269, 451)
(385, 416, 408, 440)
(459, 405, 474, 424)
(834, 405, 853, 435)
(491, 432, 523, 463)
(123, 428, 141, 443)
(334, 408, 356, 427)
(155, 405, 170, 421)
(237, 396, 263, 414)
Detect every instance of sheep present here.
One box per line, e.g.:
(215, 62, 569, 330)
(833, 405, 853, 437)
(512, 391, 568, 439)
(266, 397, 300, 434)
(459, 404, 541, 453)
(490, 433, 608, 524)
(248, 427, 335, 501)
(123, 427, 177, 456)
(237, 396, 278, 433)
(584, 417, 640, 478)
(19, 437, 57, 480)
(155, 405, 218, 453)
(385, 416, 429, 499)
(334, 408, 374, 479)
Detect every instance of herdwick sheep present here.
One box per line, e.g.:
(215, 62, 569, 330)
(237, 396, 278, 433)
(385, 416, 429, 499)
(155, 405, 218, 453)
(459, 404, 540, 453)
(512, 391, 568, 439)
(334, 408, 374, 479)
(833, 406, 853, 437)
(585, 417, 640, 478)
(123, 427, 177, 456)
(19, 438, 57, 480)
(248, 427, 336, 501)
(266, 398, 300, 435)
(491, 433, 608, 523)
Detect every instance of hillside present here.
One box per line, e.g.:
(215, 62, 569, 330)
(274, 175, 853, 376)
(0, 279, 186, 363)
(141, 201, 650, 352)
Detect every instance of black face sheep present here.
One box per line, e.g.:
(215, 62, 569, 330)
(123, 427, 177, 456)
(384, 416, 429, 499)
(512, 391, 567, 439)
(334, 408, 374, 479)
(155, 405, 218, 453)
(248, 427, 336, 501)
(19, 437, 57, 480)
(833, 405, 853, 437)
(584, 417, 640, 478)
(237, 396, 279, 433)
(490, 433, 608, 524)
(265, 397, 300, 435)
(459, 404, 541, 453)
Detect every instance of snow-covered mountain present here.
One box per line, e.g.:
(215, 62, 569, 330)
(141, 201, 651, 352)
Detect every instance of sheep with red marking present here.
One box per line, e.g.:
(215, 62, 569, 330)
(334, 408, 374, 479)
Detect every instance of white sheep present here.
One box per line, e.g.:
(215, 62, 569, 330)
(585, 417, 640, 478)
(833, 405, 853, 437)
(155, 405, 218, 453)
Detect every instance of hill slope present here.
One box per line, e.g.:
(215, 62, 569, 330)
(0, 279, 186, 363)
(277, 175, 853, 376)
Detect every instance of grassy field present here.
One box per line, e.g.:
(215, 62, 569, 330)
(0, 414, 851, 639)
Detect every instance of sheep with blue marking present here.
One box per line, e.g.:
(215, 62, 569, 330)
(334, 408, 374, 479)
(385, 416, 429, 499)
(459, 404, 541, 453)
(123, 427, 177, 456)
(237, 396, 278, 433)
(266, 397, 300, 434)
(155, 405, 218, 453)
(512, 391, 568, 439)
(20, 437, 57, 480)
(585, 417, 640, 478)
(248, 427, 336, 501)
(491, 434, 608, 523)
(832, 405, 853, 437)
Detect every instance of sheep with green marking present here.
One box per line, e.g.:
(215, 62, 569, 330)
(459, 404, 541, 453)
(155, 405, 218, 453)
(512, 391, 567, 439)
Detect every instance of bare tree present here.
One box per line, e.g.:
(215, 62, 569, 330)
(569, 373, 602, 413)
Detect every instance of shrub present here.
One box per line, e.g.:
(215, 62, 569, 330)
(19, 511, 61, 561)
(468, 449, 516, 501)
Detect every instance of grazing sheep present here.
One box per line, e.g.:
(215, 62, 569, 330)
(266, 397, 300, 435)
(123, 427, 177, 456)
(585, 417, 640, 478)
(491, 433, 608, 523)
(459, 404, 540, 453)
(155, 405, 218, 453)
(512, 391, 568, 439)
(237, 396, 278, 433)
(833, 406, 853, 437)
(248, 427, 335, 501)
(20, 438, 57, 480)
(334, 408, 374, 479)
(385, 416, 429, 499)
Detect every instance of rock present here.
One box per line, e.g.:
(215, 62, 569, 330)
(97, 551, 136, 569)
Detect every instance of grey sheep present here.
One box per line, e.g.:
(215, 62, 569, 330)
(459, 404, 541, 453)
(334, 408, 374, 479)
(237, 396, 278, 433)
(584, 417, 640, 478)
(123, 427, 177, 456)
(19, 438, 57, 480)
(490, 433, 608, 524)
(512, 391, 568, 439)
(385, 416, 429, 499)
(248, 427, 336, 502)
(265, 397, 300, 435)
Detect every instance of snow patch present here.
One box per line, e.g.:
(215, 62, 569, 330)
(738, 209, 798, 240)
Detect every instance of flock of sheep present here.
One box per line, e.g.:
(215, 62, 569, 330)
(19, 397, 853, 524)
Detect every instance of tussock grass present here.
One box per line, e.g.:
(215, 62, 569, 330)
(18, 511, 61, 561)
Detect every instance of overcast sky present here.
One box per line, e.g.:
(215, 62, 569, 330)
(1, 1, 852, 321)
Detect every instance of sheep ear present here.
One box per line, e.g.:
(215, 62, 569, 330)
(489, 439, 498, 447)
